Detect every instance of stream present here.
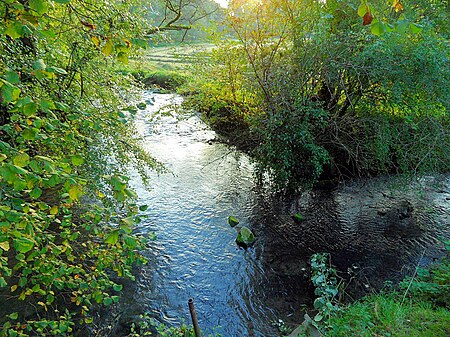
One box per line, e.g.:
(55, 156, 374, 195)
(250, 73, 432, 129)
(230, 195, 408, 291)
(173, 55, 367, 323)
(116, 92, 450, 336)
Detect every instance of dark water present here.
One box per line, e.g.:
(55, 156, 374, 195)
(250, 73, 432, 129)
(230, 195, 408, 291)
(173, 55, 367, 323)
(122, 92, 450, 336)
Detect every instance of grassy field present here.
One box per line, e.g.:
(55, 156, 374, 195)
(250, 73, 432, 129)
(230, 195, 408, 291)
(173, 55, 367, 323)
(122, 43, 214, 90)
(131, 43, 214, 71)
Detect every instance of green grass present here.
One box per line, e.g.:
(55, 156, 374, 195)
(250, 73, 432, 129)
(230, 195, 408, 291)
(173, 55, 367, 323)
(326, 294, 450, 337)
(120, 43, 214, 90)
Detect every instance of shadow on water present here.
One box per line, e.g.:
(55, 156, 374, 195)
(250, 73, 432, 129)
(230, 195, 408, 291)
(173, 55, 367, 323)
(111, 92, 449, 337)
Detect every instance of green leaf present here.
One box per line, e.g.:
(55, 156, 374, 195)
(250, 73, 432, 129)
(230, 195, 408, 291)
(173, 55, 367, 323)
(30, 0, 48, 15)
(120, 216, 134, 227)
(409, 23, 423, 34)
(14, 179, 27, 192)
(14, 237, 35, 253)
(5, 70, 20, 84)
(124, 187, 137, 198)
(5, 22, 24, 39)
(105, 229, 119, 245)
(139, 205, 148, 211)
(0, 277, 7, 287)
(30, 187, 42, 199)
(371, 20, 386, 36)
(113, 284, 123, 292)
(23, 102, 38, 116)
(314, 313, 323, 322)
(8, 312, 18, 320)
(22, 128, 39, 140)
(71, 155, 84, 166)
(103, 297, 113, 305)
(131, 38, 148, 49)
(49, 205, 58, 215)
(117, 52, 128, 64)
(47, 66, 67, 75)
(52, 0, 71, 3)
(1, 82, 21, 103)
(33, 59, 46, 70)
(14, 153, 30, 167)
(124, 235, 137, 248)
(68, 184, 83, 201)
(357, 3, 368, 17)
(55, 101, 70, 111)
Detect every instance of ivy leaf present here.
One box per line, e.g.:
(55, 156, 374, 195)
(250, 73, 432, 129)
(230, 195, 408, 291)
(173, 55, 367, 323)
(14, 179, 27, 192)
(124, 235, 137, 249)
(30, 0, 48, 15)
(0, 277, 7, 288)
(105, 229, 119, 245)
(14, 237, 35, 253)
(113, 284, 123, 292)
(103, 297, 113, 305)
(139, 204, 148, 211)
(14, 153, 30, 167)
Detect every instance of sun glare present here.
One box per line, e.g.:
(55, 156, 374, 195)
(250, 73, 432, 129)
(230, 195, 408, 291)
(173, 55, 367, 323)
(214, 0, 228, 8)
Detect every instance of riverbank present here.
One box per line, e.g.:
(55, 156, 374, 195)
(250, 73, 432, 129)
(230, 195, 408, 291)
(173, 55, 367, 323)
(316, 246, 450, 337)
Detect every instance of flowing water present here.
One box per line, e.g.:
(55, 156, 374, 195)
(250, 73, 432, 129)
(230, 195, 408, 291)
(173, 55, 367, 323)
(117, 92, 450, 336)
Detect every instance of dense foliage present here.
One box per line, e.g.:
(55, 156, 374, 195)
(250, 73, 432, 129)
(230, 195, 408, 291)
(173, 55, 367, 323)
(0, 0, 159, 335)
(188, 0, 450, 191)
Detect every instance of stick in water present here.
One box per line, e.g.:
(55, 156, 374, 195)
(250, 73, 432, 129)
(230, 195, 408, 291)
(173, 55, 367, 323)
(188, 298, 202, 337)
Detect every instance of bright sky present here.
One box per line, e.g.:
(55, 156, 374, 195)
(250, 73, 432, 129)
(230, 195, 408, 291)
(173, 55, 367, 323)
(214, 0, 228, 8)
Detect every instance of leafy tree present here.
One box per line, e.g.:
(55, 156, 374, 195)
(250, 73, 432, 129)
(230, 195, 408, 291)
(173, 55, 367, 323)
(190, 0, 450, 191)
(0, 0, 161, 335)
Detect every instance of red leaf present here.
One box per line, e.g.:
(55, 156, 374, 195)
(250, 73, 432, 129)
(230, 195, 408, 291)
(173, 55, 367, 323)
(362, 11, 373, 26)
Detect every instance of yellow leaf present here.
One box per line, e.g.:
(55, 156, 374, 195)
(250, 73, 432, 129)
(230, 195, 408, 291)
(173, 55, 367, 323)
(49, 205, 58, 215)
(393, 0, 404, 12)
(68, 184, 83, 201)
(11, 285, 18, 292)
(0, 241, 10, 251)
(91, 35, 100, 46)
(102, 39, 113, 56)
